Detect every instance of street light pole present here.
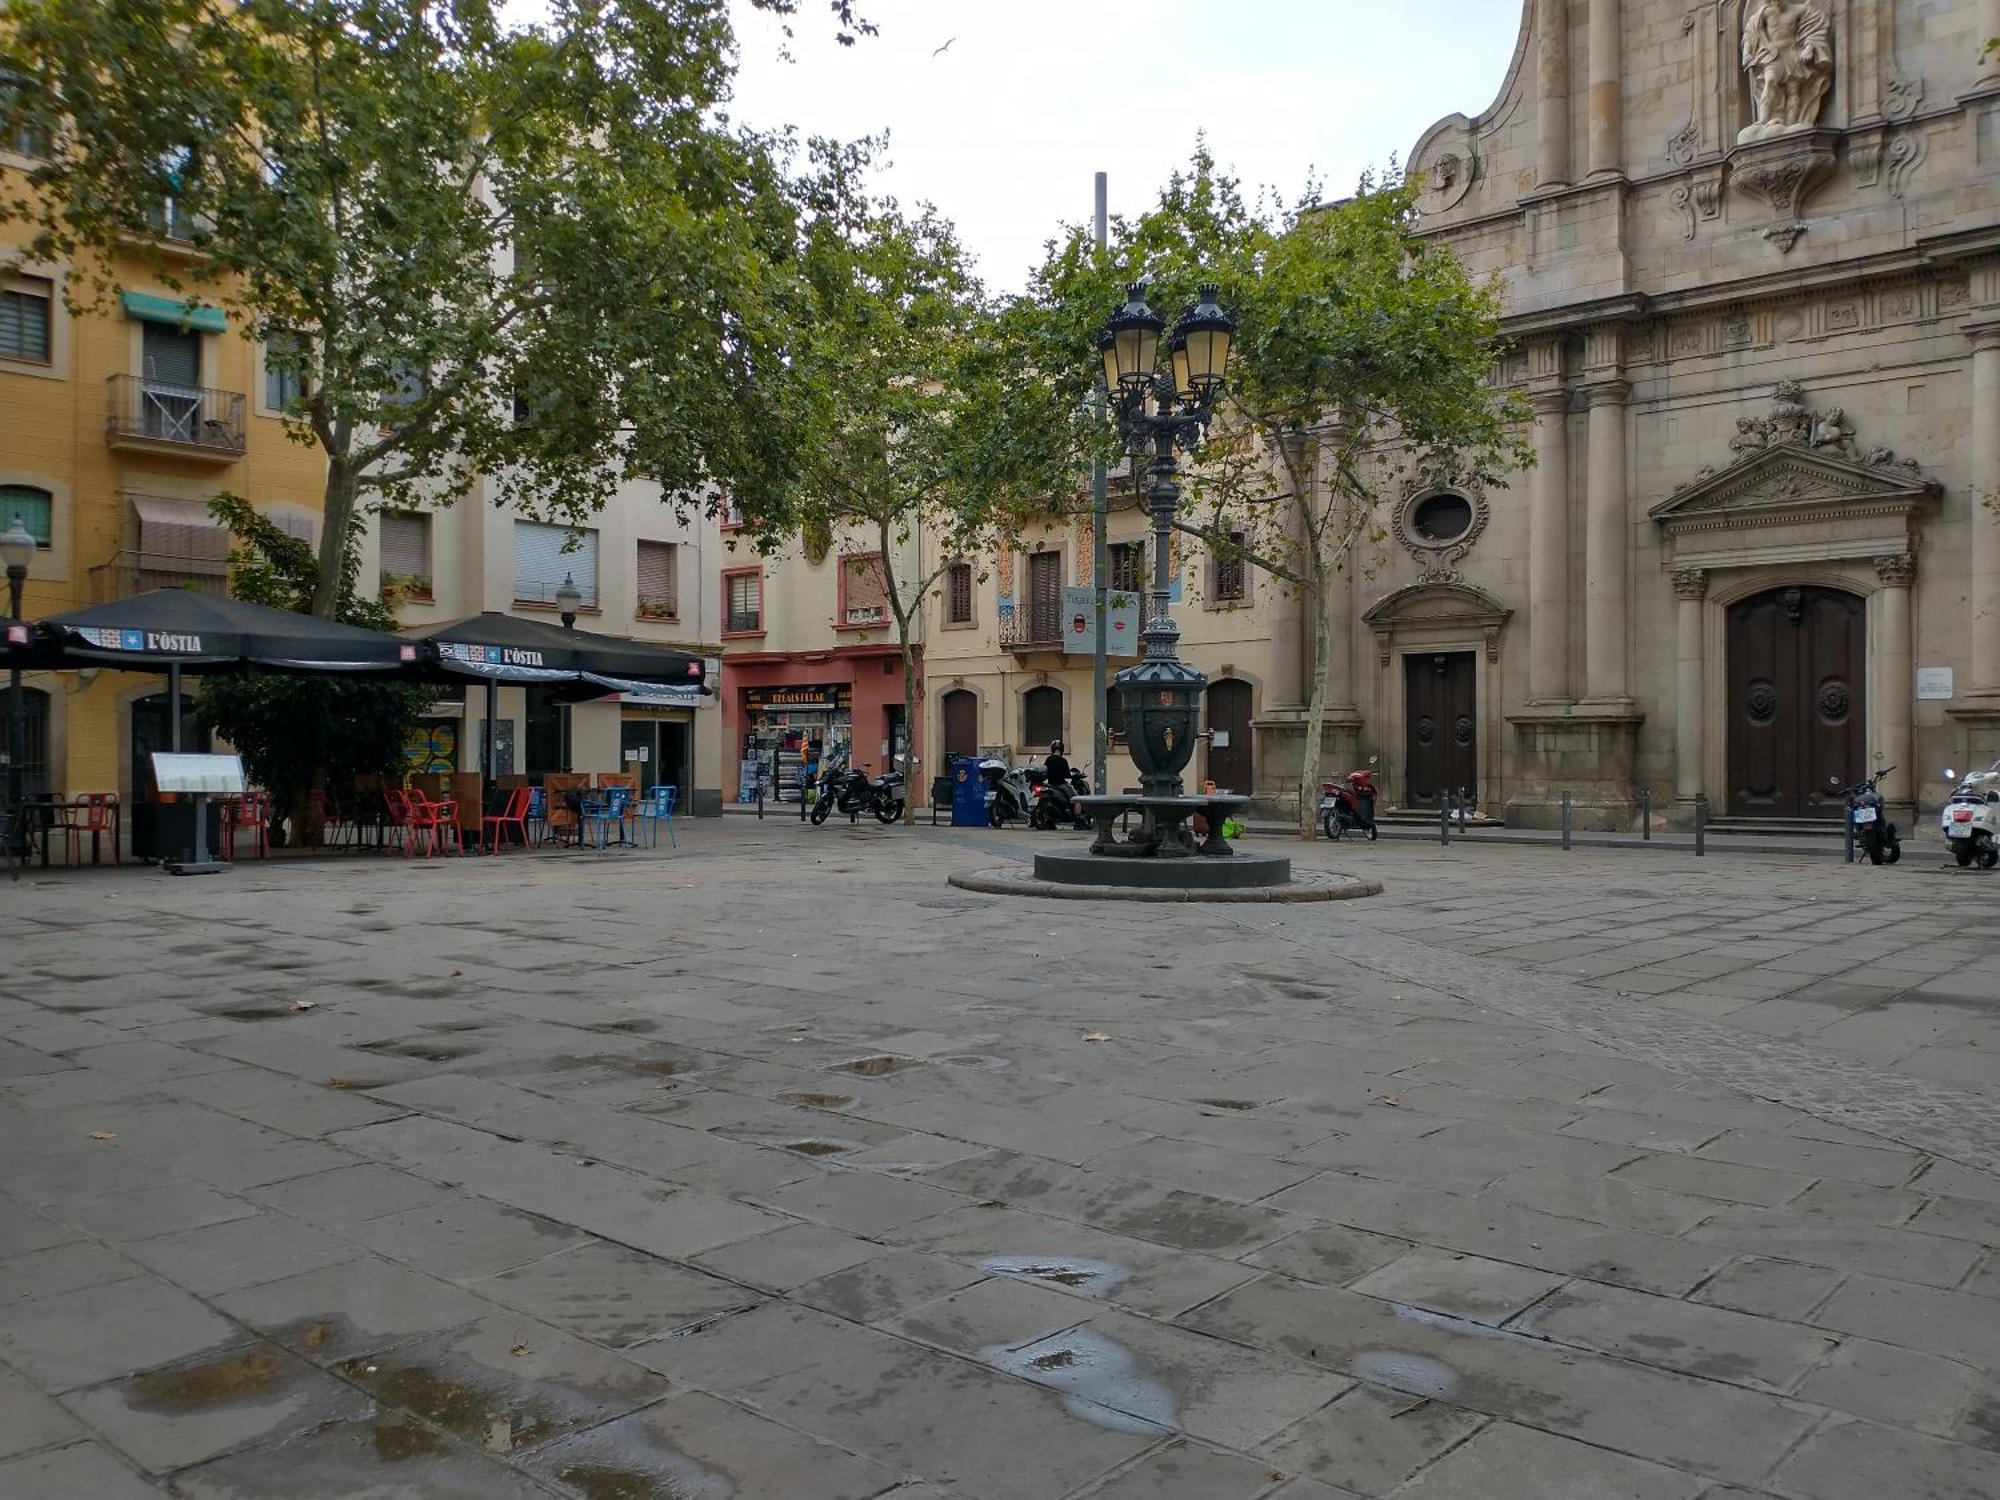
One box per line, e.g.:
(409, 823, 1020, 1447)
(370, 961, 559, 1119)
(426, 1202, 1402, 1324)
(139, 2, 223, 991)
(1090, 171, 1110, 798)
(555, 573, 581, 772)
(2, 519, 37, 857)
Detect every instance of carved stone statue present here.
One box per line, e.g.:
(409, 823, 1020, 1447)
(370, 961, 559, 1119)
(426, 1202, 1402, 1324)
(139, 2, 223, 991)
(1740, 2, 1834, 143)
(1810, 406, 1856, 456)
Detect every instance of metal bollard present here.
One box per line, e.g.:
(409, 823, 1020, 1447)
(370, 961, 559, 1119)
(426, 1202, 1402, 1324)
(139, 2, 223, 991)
(1694, 793, 1707, 857)
(1641, 789, 1652, 841)
(1561, 790, 1573, 851)
(1439, 794, 1450, 846)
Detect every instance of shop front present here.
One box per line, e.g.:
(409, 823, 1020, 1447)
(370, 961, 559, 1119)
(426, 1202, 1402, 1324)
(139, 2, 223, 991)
(723, 644, 916, 804)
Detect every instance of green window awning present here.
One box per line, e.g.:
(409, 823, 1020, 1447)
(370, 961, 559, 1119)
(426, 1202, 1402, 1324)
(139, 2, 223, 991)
(119, 290, 226, 334)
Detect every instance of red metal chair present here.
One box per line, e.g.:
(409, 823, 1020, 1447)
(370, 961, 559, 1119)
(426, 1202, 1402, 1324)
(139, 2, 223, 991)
(482, 785, 533, 852)
(381, 786, 414, 854)
(219, 789, 271, 862)
(404, 793, 460, 858)
(62, 793, 118, 867)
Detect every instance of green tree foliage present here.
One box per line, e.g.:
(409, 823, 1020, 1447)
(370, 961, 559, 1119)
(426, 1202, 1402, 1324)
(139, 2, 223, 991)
(194, 497, 433, 846)
(1019, 149, 1531, 831)
(760, 193, 1075, 815)
(0, 0, 864, 616)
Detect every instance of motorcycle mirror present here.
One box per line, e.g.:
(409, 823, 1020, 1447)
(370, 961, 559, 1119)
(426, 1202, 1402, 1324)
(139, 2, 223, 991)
(1945, 768, 1957, 781)
(1369, 755, 1380, 765)
(1827, 775, 1840, 787)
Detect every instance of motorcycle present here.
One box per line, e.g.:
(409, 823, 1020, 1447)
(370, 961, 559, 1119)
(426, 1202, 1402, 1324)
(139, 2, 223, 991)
(1940, 759, 2000, 869)
(1832, 767, 1901, 865)
(1030, 764, 1093, 831)
(1320, 756, 1381, 842)
(978, 757, 1036, 828)
(810, 763, 905, 826)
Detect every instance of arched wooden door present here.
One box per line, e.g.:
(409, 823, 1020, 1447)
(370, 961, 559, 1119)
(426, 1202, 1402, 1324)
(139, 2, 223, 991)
(1205, 679, 1253, 793)
(941, 689, 978, 760)
(1727, 586, 1865, 819)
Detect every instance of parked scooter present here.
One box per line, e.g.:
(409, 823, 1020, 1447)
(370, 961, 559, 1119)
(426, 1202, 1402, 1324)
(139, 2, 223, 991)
(1940, 759, 2000, 869)
(979, 757, 1037, 828)
(1030, 763, 1093, 831)
(1319, 756, 1381, 841)
(1831, 767, 1901, 865)
(810, 762, 905, 826)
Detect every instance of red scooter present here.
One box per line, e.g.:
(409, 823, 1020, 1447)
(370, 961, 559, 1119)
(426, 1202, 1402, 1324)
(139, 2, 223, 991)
(1319, 757, 1380, 841)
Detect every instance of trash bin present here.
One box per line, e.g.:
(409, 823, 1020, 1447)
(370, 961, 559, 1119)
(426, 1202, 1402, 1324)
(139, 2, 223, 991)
(950, 756, 987, 828)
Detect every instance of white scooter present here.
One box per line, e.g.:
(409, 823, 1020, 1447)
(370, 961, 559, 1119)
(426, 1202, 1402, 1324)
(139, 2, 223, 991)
(1940, 760, 2000, 869)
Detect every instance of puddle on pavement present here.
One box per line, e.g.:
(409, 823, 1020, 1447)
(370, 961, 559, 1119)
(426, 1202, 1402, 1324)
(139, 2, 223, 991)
(777, 1139, 862, 1158)
(333, 1351, 565, 1455)
(777, 1091, 853, 1110)
(937, 1054, 1011, 1071)
(982, 1327, 1176, 1435)
(587, 1019, 659, 1035)
(1351, 1349, 1463, 1400)
(978, 1254, 1130, 1297)
(207, 1004, 301, 1022)
(370, 1416, 452, 1461)
(359, 1038, 482, 1064)
(1195, 1098, 1259, 1111)
(835, 1055, 919, 1077)
(124, 1347, 289, 1412)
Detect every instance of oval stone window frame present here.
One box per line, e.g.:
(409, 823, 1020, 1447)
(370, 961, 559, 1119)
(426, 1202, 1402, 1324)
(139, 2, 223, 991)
(1392, 481, 1489, 566)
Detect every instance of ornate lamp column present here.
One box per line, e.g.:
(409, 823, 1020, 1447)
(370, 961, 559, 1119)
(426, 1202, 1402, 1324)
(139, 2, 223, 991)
(1672, 567, 1707, 808)
(1875, 553, 1916, 807)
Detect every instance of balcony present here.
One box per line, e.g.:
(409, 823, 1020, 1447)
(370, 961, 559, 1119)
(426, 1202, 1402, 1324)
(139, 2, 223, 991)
(91, 552, 228, 603)
(998, 605, 1064, 654)
(725, 609, 763, 635)
(105, 375, 246, 462)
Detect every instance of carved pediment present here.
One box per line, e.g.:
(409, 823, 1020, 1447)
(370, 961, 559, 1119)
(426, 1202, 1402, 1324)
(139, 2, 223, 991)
(1651, 446, 1938, 533)
(1363, 582, 1512, 666)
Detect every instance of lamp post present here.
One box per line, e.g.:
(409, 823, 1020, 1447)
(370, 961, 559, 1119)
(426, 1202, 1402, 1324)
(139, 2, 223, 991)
(2, 518, 35, 855)
(1096, 283, 1236, 826)
(556, 573, 581, 631)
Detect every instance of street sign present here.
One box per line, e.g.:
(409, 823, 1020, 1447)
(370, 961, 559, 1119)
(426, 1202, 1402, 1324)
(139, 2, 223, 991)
(1061, 586, 1139, 656)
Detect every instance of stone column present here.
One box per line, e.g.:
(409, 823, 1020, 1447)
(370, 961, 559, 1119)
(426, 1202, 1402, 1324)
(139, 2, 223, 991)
(1582, 376, 1631, 704)
(1972, 325, 2000, 696)
(1673, 567, 1707, 804)
(1528, 384, 1573, 704)
(1875, 554, 1915, 807)
(1537, 0, 1572, 188)
(1586, 0, 1622, 176)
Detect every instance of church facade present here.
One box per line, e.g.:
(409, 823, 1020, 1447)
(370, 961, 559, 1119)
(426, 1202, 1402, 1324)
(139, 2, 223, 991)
(1328, 0, 2000, 827)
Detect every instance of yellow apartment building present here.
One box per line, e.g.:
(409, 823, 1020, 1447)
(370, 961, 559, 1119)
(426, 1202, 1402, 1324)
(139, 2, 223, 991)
(2, 148, 326, 808)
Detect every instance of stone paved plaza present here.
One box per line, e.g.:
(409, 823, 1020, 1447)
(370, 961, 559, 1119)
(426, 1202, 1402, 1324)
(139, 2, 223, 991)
(2, 825, 1997, 1498)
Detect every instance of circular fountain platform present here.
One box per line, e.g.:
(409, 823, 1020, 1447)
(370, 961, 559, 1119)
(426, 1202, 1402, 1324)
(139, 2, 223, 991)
(949, 858, 1380, 904)
(1036, 848, 1293, 890)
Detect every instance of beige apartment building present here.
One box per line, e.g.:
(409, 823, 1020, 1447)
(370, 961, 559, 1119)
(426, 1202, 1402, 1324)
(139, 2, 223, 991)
(931, 1, 2000, 828)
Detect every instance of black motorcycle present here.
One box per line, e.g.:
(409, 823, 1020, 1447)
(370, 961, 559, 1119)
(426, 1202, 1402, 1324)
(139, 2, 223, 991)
(1030, 764, 1092, 830)
(1832, 767, 1901, 866)
(810, 764, 905, 826)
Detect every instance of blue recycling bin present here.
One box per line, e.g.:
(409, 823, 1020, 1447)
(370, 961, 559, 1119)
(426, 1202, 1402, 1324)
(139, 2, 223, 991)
(950, 757, 987, 827)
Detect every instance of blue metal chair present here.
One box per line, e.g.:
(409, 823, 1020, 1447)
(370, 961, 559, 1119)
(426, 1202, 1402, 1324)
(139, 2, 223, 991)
(579, 786, 632, 851)
(634, 783, 678, 849)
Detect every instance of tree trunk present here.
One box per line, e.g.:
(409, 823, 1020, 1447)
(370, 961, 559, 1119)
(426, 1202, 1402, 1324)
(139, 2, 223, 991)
(1297, 561, 1335, 838)
(311, 461, 360, 619)
(900, 628, 920, 825)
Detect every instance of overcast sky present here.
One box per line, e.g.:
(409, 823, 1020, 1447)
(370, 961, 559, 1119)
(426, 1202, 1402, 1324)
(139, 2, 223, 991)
(721, 1, 1526, 291)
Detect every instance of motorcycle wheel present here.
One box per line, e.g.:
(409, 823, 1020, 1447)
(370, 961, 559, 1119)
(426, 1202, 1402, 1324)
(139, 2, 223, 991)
(1366, 825, 1379, 842)
(1885, 839, 1901, 865)
(810, 798, 832, 827)
(874, 800, 903, 826)
(1321, 812, 1339, 841)
(1956, 841, 1977, 868)
(1030, 803, 1055, 831)
(1860, 828, 1884, 865)
(988, 805, 1006, 829)
(1983, 848, 1999, 870)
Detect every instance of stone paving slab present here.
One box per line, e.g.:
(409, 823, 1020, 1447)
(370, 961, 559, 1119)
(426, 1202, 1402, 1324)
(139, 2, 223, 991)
(0, 827, 1996, 1497)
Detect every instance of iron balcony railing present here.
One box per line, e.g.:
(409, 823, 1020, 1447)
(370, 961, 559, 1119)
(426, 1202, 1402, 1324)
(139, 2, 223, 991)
(91, 553, 229, 603)
(725, 609, 763, 634)
(105, 375, 247, 458)
(998, 606, 1064, 652)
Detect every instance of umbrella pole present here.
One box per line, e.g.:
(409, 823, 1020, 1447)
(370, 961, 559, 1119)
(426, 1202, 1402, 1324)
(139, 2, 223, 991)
(168, 663, 182, 751)
(162, 662, 223, 876)
(483, 677, 497, 783)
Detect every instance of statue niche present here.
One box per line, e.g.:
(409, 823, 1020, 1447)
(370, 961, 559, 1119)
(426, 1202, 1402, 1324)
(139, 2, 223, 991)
(1739, 1, 1834, 143)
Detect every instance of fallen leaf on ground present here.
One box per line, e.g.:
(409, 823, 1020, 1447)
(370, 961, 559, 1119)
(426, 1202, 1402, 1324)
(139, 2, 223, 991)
(449, 969, 462, 978)
(1081, 1032, 1112, 1043)
(88, 1130, 117, 1141)
(1390, 1398, 1431, 1419)
(291, 999, 316, 1011)
(510, 1341, 532, 1357)
(1378, 1095, 1401, 1108)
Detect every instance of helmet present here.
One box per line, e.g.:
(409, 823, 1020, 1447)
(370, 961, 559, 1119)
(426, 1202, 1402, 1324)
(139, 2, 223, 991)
(1050, 739, 1064, 754)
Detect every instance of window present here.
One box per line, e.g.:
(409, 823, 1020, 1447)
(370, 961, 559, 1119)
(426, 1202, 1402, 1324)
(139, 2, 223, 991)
(0, 71, 51, 159)
(1213, 531, 1247, 603)
(724, 570, 762, 634)
(0, 274, 51, 362)
(1108, 541, 1145, 595)
(1411, 492, 1474, 545)
(0, 484, 51, 547)
(513, 520, 598, 609)
(840, 553, 888, 626)
(1025, 549, 1062, 643)
(1022, 684, 1063, 749)
(636, 540, 678, 619)
(385, 359, 428, 412)
(945, 561, 974, 625)
(379, 510, 432, 600)
(148, 146, 196, 240)
(264, 333, 306, 412)
(1104, 684, 1125, 742)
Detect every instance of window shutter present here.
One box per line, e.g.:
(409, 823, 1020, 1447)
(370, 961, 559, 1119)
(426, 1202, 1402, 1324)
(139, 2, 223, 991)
(636, 540, 677, 615)
(1214, 532, 1246, 602)
(0, 485, 51, 546)
(843, 554, 887, 624)
(1109, 542, 1144, 594)
(1028, 550, 1061, 638)
(132, 495, 228, 576)
(0, 276, 51, 361)
(947, 563, 973, 623)
(726, 571, 761, 629)
(513, 521, 598, 608)
(272, 510, 316, 545)
(380, 511, 429, 582)
(1023, 685, 1063, 747)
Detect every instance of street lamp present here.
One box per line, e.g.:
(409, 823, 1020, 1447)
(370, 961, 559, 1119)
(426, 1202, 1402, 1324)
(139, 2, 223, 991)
(556, 573, 581, 630)
(1097, 281, 1236, 847)
(2, 517, 36, 854)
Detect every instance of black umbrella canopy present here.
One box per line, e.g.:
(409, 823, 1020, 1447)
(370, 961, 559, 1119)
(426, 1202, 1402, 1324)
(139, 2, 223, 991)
(407, 612, 706, 688)
(35, 590, 419, 672)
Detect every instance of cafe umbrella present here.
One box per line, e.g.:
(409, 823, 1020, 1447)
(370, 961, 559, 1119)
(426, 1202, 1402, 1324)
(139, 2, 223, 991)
(402, 612, 707, 780)
(27, 589, 421, 871)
